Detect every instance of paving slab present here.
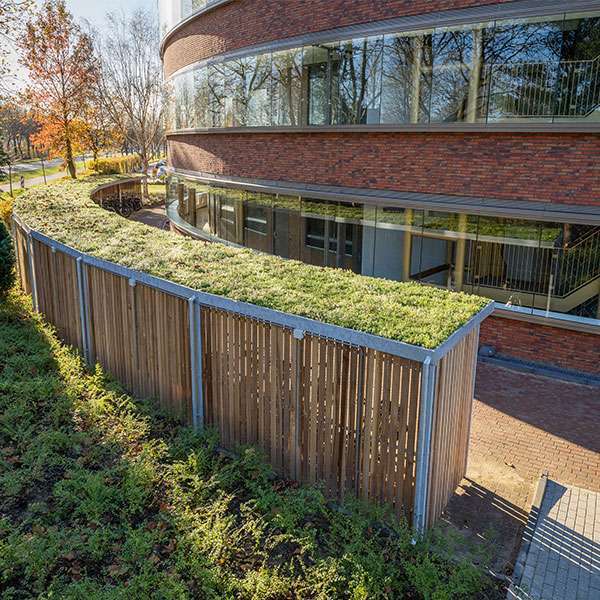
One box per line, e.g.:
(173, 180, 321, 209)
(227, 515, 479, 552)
(508, 477, 599, 599)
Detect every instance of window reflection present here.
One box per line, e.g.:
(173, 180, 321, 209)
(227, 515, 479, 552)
(333, 37, 384, 125)
(166, 176, 600, 320)
(166, 9, 600, 128)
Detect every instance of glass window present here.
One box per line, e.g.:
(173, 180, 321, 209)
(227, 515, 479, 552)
(272, 49, 303, 126)
(219, 55, 272, 127)
(486, 15, 565, 121)
(166, 175, 597, 321)
(208, 64, 225, 127)
(555, 12, 600, 119)
(303, 45, 331, 125)
(244, 194, 269, 235)
(305, 218, 326, 249)
(381, 32, 431, 124)
(167, 10, 600, 129)
(429, 24, 478, 123)
(193, 67, 210, 128)
(175, 70, 195, 130)
(332, 36, 384, 125)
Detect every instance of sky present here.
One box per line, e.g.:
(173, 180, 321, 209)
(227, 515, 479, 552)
(6, 0, 155, 91)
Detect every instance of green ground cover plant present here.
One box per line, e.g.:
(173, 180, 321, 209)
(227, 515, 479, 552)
(14, 177, 490, 349)
(0, 220, 15, 296)
(0, 289, 499, 598)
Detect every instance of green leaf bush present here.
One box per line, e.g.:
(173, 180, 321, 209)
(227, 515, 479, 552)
(91, 155, 142, 175)
(0, 219, 15, 296)
(14, 177, 491, 349)
(0, 289, 499, 598)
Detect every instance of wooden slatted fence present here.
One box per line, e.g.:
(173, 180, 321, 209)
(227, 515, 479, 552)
(12, 204, 491, 531)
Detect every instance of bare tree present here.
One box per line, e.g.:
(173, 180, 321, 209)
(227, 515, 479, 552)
(96, 9, 164, 196)
(0, 0, 33, 96)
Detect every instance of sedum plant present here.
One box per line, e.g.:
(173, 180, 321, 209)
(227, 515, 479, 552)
(13, 176, 491, 349)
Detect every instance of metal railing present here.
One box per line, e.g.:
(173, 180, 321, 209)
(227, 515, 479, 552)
(465, 228, 600, 299)
(485, 55, 600, 120)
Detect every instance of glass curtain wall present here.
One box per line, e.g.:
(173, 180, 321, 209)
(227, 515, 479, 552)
(160, 0, 209, 37)
(167, 175, 600, 319)
(165, 10, 600, 129)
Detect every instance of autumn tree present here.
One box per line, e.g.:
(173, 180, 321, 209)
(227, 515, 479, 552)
(0, 101, 38, 158)
(19, 0, 98, 178)
(95, 9, 164, 196)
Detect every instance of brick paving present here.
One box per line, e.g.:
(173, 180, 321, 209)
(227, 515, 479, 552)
(509, 480, 600, 600)
(442, 363, 600, 577)
(472, 363, 600, 492)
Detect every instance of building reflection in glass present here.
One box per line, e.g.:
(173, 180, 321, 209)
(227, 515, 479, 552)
(166, 176, 599, 319)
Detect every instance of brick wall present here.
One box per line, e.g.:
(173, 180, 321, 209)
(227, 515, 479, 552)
(168, 132, 600, 206)
(480, 316, 599, 376)
(163, 0, 517, 77)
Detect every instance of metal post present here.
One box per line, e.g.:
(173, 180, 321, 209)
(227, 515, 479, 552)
(402, 209, 413, 281)
(26, 233, 38, 312)
(195, 300, 205, 430)
(292, 328, 305, 480)
(188, 296, 204, 430)
(76, 257, 90, 363)
(354, 348, 366, 496)
(81, 259, 94, 365)
(128, 278, 139, 384)
(413, 356, 437, 535)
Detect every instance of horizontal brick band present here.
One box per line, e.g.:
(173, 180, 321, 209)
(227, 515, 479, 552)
(163, 0, 518, 78)
(168, 131, 600, 206)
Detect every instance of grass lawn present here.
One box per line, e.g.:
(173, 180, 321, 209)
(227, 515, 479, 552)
(0, 288, 499, 599)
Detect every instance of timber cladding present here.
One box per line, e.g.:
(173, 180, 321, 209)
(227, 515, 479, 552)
(14, 216, 486, 529)
(426, 328, 479, 526)
(202, 307, 423, 519)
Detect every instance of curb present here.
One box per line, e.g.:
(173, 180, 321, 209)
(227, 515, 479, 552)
(506, 472, 549, 599)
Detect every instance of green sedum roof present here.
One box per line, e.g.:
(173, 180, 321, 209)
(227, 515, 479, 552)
(14, 177, 490, 349)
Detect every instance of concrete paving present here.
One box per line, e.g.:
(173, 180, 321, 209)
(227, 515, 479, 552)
(508, 478, 599, 599)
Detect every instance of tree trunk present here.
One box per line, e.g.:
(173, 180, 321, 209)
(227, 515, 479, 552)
(141, 152, 149, 198)
(65, 136, 77, 179)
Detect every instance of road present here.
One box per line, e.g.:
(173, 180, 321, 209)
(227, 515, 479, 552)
(0, 170, 67, 192)
(1, 156, 91, 192)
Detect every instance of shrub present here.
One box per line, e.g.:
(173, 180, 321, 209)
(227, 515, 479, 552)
(0, 219, 15, 296)
(92, 155, 142, 175)
(0, 191, 14, 227)
(0, 290, 499, 598)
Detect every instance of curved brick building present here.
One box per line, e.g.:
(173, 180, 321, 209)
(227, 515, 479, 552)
(159, 0, 600, 376)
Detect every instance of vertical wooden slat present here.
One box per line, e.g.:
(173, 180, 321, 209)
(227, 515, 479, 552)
(20, 234, 481, 527)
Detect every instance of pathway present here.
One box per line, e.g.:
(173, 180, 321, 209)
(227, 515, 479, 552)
(508, 478, 599, 599)
(442, 363, 599, 580)
(0, 170, 65, 192)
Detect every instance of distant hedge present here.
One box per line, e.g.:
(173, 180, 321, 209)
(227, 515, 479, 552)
(13, 177, 490, 349)
(92, 155, 142, 175)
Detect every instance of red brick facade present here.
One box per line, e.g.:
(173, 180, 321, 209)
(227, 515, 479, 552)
(480, 316, 599, 376)
(163, 0, 517, 77)
(164, 2, 600, 377)
(169, 132, 600, 206)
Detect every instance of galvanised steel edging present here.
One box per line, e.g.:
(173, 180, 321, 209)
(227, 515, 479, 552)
(17, 218, 446, 364)
(430, 302, 495, 363)
(15, 213, 493, 364)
